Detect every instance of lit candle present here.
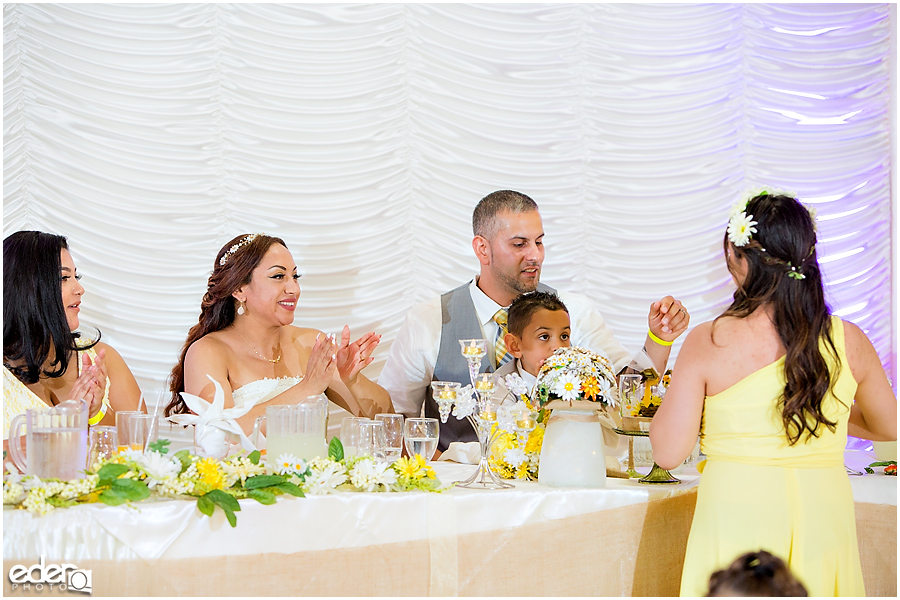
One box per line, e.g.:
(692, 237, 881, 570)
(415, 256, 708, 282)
(439, 383, 455, 400)
(463, 341, 482, 356)
(479, 410, 497, 422)
(475, 373, 493, 390)
(516, 417, 535, 429)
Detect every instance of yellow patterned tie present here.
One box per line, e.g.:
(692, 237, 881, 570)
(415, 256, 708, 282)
(493, 308, 513, 368)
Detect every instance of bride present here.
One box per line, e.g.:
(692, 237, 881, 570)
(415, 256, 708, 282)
(165, 233, 392, 433)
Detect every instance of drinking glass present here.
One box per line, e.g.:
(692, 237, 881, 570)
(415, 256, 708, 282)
(129, 414, 157, 452)
(87, 426, 118, 469)
(340, 417, 369, 460)
(404, 418, 439, 461)
(115, 411, 143, 452)
(375, 414, 404, 463)
(618, 374, 643, 419)
(358, 420, 386, 460)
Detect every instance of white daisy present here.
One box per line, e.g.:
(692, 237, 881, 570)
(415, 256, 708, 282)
(303, 458, 348, 495)
(727, 212, 757, 247)
(136, 451, 181, 489)
(503, 447, 526, 469)
(553, 371, 581, 401)
(728, 201, 747, 219)
(274, 453, 305, 476)
(349, 457, 398, 492)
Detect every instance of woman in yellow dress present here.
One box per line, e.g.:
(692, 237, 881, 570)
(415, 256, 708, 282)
(650, 192, 896, 596)
(3, 231, 143, 443)
(165, 234, 392, 435)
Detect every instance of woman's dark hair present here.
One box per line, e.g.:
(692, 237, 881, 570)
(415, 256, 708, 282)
(3, 231, 98, 384)
(166, 234, 287, 416)
(507, 291, 569, 338)
(716, 192, 839, 445)
(707, 550, 808, 596)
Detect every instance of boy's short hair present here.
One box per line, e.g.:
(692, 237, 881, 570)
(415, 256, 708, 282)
(707, 550, 807, 597)
(507, 291, 569, 337)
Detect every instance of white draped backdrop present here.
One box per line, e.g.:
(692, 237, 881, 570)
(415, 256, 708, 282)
(3, 3, 895, 406)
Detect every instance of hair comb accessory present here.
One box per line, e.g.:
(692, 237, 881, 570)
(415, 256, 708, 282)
(787, 266, 806, 280)
(219, 234, 259, 266)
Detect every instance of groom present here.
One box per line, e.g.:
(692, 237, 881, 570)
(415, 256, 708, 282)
(378, 190, 690, 451)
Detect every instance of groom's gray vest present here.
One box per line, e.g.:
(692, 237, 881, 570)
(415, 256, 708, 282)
(425, 281, 555, 451)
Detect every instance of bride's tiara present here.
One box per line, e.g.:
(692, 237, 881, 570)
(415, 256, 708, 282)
(219, 234, 259, 266)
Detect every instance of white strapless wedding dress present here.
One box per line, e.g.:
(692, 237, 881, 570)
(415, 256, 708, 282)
(232, 376, 304, 411)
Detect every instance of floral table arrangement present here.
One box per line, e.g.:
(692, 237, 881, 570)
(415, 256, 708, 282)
(865, 460, 896, 475)
(490, 346, 619, 486)
(3, 438, 442, 527)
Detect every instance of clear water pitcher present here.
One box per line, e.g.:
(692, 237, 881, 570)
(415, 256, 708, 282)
(8, 400, 89, 480)
(251, 395, 328, 466)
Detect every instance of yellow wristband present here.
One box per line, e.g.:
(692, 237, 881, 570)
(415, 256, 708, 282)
(88, 402, 108, 426)
(648, 330, 673, 347)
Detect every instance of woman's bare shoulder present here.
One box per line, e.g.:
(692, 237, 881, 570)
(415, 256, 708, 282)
(681, 321, 715, 350)
(840, 318, 879, 376)
(186, 331, 233, 362)
(92, 341, 121, 358)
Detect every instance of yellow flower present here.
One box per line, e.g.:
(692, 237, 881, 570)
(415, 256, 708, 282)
(412, 454, 429, 471)
(581, 376, 600, 400)
(524, 425, 545, 454)
(424, 466, 437, 480)
(196, 458, 225, 490)
(515, 463, 531, 480)
(394, 456, 422, 479)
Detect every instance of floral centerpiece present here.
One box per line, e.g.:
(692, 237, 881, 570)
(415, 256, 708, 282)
(621, 368, 672, 421)
(489, 346, 618, 481)
(3, 438, 442, 526)
(532, 346, 618, 410)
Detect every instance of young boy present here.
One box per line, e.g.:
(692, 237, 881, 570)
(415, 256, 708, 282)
(496, 290, 625, 461)
(496, 291, 571, 388)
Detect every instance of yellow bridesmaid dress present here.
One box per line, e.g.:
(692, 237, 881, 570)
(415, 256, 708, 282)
(680, 316, 864, 596)
(3, 343, 111, 440)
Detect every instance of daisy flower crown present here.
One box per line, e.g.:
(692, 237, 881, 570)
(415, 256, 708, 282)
(726, 188, 817, 280)
(219, 234, 259, 266)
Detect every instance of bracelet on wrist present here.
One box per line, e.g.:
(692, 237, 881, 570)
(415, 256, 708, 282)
(88, 401, 108, 426)
(648, 329, 674, 347)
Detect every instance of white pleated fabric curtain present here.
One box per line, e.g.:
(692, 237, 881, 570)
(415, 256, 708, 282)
(3, 4, 895, 404)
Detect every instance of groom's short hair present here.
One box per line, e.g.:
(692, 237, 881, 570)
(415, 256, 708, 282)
(472, 190, 538, 240)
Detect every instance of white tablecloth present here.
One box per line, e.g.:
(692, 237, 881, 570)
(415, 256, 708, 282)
(3, 450, 894, 563)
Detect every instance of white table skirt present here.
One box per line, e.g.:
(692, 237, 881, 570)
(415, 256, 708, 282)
(3, 449, 894, 564)
(3, 462, 698, 562)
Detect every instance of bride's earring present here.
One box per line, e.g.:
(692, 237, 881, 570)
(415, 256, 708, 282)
(237, 300, 245, 316)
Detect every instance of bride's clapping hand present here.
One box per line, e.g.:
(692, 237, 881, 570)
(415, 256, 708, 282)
(335, 325, 380, 385)
(303, 334, 337, 395)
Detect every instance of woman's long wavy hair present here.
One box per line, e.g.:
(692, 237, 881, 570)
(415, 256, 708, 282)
(716, 193, 840, 445)
(165, 234, 287, 417)
(3, 231, 98, 385)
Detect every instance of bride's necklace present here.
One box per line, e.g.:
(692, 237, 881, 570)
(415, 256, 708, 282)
(234, 328, 281, 364)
